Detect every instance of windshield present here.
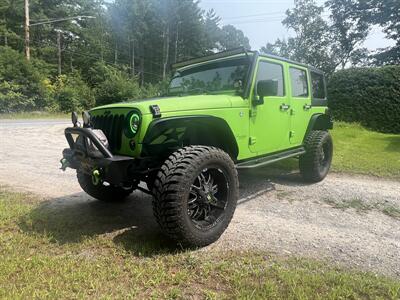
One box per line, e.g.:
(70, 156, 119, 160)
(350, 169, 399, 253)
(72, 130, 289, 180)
(168, 57, 250, 96)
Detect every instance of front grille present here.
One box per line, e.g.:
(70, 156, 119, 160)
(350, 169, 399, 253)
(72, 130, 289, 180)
(92, 114, 125, 151)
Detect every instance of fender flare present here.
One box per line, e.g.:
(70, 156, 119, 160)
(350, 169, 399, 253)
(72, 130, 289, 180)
(303, 113, 333, 142)
(142, 115, 239, 159)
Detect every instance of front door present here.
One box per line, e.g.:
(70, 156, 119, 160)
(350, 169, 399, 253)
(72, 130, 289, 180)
(249, 58, 291, 155)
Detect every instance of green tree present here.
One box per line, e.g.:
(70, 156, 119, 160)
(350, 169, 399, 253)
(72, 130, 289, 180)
(202, 9, 221, 52)
(358, 0, 400, 65)
(261, 0, 336, 74)
(218, 25, 250, 51)
(0, 0, 252, 112)
(326, 0, 370, 69)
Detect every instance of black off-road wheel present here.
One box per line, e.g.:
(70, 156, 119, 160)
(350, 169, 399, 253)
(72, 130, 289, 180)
(299, 130, 333, 182)
(152, 146, 239, 247)
(77, 170, 134, 202)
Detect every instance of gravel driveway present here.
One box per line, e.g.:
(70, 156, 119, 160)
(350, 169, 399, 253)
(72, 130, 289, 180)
(0, 119, 399, 277)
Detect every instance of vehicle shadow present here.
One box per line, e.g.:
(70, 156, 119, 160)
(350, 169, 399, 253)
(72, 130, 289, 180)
(19, 162, 310, 256)
(18, 190, 178, 256)
(238, 161, 311, 203)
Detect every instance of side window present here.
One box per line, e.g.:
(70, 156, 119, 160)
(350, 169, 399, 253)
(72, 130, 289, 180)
(290, 67, 308, 97)
(256, 61, 285, 97)
(311, 71, 326, 99)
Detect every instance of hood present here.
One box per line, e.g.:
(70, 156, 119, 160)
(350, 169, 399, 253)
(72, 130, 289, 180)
(91, 95, 233, 115)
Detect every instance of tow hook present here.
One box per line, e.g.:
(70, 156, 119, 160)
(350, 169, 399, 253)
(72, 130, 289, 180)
(92, 169, 101, 186)
(60, 158, 69, 171)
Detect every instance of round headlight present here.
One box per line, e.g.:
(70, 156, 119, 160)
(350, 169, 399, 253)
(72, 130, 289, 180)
(130, 113, 140, 135)
(125, 111, 141, 138)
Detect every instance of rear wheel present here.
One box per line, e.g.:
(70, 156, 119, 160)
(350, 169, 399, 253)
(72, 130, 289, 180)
(153, 146, 239, 247)
(77, 170, 134, 202)
(299, 130, 333, 182)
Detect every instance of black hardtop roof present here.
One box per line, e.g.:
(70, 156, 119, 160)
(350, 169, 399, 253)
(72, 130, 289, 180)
(172, 47, 324, 74)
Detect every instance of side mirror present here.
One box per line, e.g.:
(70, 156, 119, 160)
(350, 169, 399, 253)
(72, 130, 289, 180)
(254, 80, 278, 106)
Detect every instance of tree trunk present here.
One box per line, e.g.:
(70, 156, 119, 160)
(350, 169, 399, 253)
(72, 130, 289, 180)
(57, 31, 62, 75)
(70, 53, 74, 72)
(162, 23, 170, 80)
(174, 22, 180, 63)
(131, 37, 135, 76)
(114, 42, 118, 65)
(140, 43, 145, 86)
(24, 0, 30, 60)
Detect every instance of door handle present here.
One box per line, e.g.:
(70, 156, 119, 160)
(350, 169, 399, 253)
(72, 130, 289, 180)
(303, 104, 312, 111)
(280, 104, 290, 111)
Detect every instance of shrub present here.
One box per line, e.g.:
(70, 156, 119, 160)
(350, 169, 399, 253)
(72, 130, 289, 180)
(89, 62, 142, 105)
(140, 80, 170, 99)
(0, 46, 54, 111)
(0, 81, 35, 113)
(328, 66, 400, 133)
(54, 73, 95, 112)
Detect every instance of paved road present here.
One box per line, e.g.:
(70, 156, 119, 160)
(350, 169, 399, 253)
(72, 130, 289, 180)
(1, 119, 399, 277)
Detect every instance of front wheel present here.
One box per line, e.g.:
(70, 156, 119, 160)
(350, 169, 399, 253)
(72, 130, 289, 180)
(77, 170, 134, 202)
(299, 130, 333, 182)
(152, 146, 239, 247)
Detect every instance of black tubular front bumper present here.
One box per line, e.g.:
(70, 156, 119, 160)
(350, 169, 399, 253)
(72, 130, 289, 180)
(65, 127, 113, 158)
(62, 127, 136, 185)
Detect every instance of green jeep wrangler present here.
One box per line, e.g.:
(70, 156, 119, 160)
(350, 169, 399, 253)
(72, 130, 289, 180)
(61, 48, 333, 247)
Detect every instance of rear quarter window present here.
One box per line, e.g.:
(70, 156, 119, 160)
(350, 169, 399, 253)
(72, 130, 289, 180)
(311, 71, 326, 99)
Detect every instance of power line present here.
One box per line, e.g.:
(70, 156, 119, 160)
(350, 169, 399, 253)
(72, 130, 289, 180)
(223, 11, 286, 20)
(224, 17, 285, 25)
(30, 16, 95, 27)
(224, 13, 330, 25)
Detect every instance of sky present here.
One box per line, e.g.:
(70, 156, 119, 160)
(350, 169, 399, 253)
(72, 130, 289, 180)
(198, 0, 395, 52)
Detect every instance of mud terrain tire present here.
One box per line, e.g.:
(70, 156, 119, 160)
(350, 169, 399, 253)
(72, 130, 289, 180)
(153, 146, 239, 247)
(299, 130, 333, 182)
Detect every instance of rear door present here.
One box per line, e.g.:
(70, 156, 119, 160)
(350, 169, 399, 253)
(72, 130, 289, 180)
(288, 65, 312, 145)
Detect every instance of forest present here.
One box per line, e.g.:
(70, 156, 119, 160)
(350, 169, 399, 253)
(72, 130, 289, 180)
(0, 0, 398, 113)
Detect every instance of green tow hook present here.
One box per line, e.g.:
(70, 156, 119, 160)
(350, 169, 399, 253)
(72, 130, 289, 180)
(60, 158, 69, 171)
(92, 169, 101, 186)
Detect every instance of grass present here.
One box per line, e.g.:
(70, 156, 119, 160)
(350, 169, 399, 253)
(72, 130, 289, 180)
(1, 187, 399, 299)
(322, 196, 400, 220)
(275, 122, 400, 179)
(322, 197, 373, 212)
(330, 122, 400, 178)
(0, 111, 68, 120)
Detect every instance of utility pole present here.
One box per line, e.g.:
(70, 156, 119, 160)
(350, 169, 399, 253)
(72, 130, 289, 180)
(57, 31, 62, 75)
(24, 0, 30, 60)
